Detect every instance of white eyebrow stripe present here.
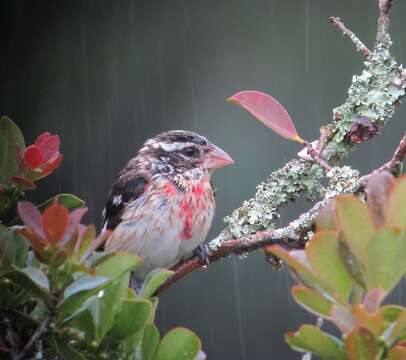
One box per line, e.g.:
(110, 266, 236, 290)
(157, 142, 196, 152)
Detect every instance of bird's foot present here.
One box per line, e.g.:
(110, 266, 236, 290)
(193, 243, 211, 268)
(129, 272, 142, 293)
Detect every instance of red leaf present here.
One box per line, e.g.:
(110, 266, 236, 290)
(11, 176, 36, 190)
(76, 224, 95, 255)
(38, 153, 63, 179)
(363, 289, 387, 313)
(316, 199, 337, 231)
(35, 132, 51, 146)
(42, 203, 69, 245)
(365, 171, 396, 226)
(331, 305, 357, 334)
(228, 90, 304, 143)
(24, 145, 43, 169)
(60, 207, 88, 246)
(80, 229, 111, 262)
(18, 228, 46, 261)
(17, 202, 45, 238)
(37, 134, 60, 162)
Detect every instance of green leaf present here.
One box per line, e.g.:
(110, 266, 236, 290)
(142, 324, 160, 360)
(345, 326, 380, 360)
(364, 228, 406, 292)
(337, 237, 366, 289)
(154, 328, 201, 360)
(38, 194, 85, 212)
(335, 196, 375, 265)
(385, 308, 406, 345)
(139, 269, 173, 298)
(94, 252, 142, 279)
(292, 285, 334, 318)
(63, 275, 108, 299)
(0, 116, 25, 185)
(65, 304, 95, 339)
(63, 274, 130, 342)
(388, 346, 406, 360)
(109, 298, 153, 340)
(0, 226, 28, 271)
(3, 267, 50, 305)
(386, 176, 406, 228)
(380, 305, 404, 324)
(306, 231, 353, 301)
(58, 275, 109, 321)
(285, 324, 345, 360)
(55, 339, 87, 360)
(267, 245, 336, 297)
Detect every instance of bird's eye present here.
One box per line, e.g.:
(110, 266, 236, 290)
(182, 146, 199, 157)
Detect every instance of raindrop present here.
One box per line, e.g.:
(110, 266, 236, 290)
(232, 257, 246, 358)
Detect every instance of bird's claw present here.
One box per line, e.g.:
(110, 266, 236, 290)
(193, 243, 211, 267)
(129, 272, 142, 293)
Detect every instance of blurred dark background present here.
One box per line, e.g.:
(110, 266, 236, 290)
(1, 1, 406, 359)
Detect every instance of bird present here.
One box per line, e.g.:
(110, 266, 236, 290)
(102, 130, 234, 281)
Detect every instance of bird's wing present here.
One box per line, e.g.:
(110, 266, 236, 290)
(102, 175, 147, 230)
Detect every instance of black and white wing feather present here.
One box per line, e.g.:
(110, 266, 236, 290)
(102, 174, 147, 230)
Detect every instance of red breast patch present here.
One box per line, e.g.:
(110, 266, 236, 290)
(180, 198, 193, 240)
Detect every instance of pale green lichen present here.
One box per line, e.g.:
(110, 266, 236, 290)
(325, 166, 360, 198)
(224, 161, 324, 238)
(325, 34, 405, 160)
(223, 27, 405, 241)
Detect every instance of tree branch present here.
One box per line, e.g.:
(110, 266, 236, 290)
(15, 313, 52, 360)
(156, 0, 405, 294)
(156, 134, 406, 295)
(15, 290, 58, 360)
(329, 17, 372, 57)
(377, 0, 394, 43)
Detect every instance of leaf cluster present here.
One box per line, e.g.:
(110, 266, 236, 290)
(0, 118, 203, 360)
(268, 172, 406, 359)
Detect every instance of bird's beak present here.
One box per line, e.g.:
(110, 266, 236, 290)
(202, 143, 234, 170)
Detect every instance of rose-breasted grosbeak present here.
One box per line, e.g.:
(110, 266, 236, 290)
(102, 130, 233, 280)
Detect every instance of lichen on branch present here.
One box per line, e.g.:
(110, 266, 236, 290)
(156, 0, 405, 295)
(222, 3, 405, 242)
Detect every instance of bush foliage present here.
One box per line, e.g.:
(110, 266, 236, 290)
(269, 172, 406, 360)
(0, 117, 203, 360)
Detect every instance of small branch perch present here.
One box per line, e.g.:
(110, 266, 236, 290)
(377, 0, 394, 42)
(156, 135, 406, 294)
(15, 314, 52, 360)
(329, 17, 372, 57)
(155, 0, 405, 295)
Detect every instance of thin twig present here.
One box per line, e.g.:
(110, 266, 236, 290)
(1, 310, 18, 360)
(329, 17, 372, 57)
(303, 140, 332, 171)
(377, 0, 394, 43)
(15, 289, 59, 360)
(15, 313, 52, 360)
(156, 134, 406, 295)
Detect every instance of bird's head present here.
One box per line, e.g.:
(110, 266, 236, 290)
(137, 130, 234, 179)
